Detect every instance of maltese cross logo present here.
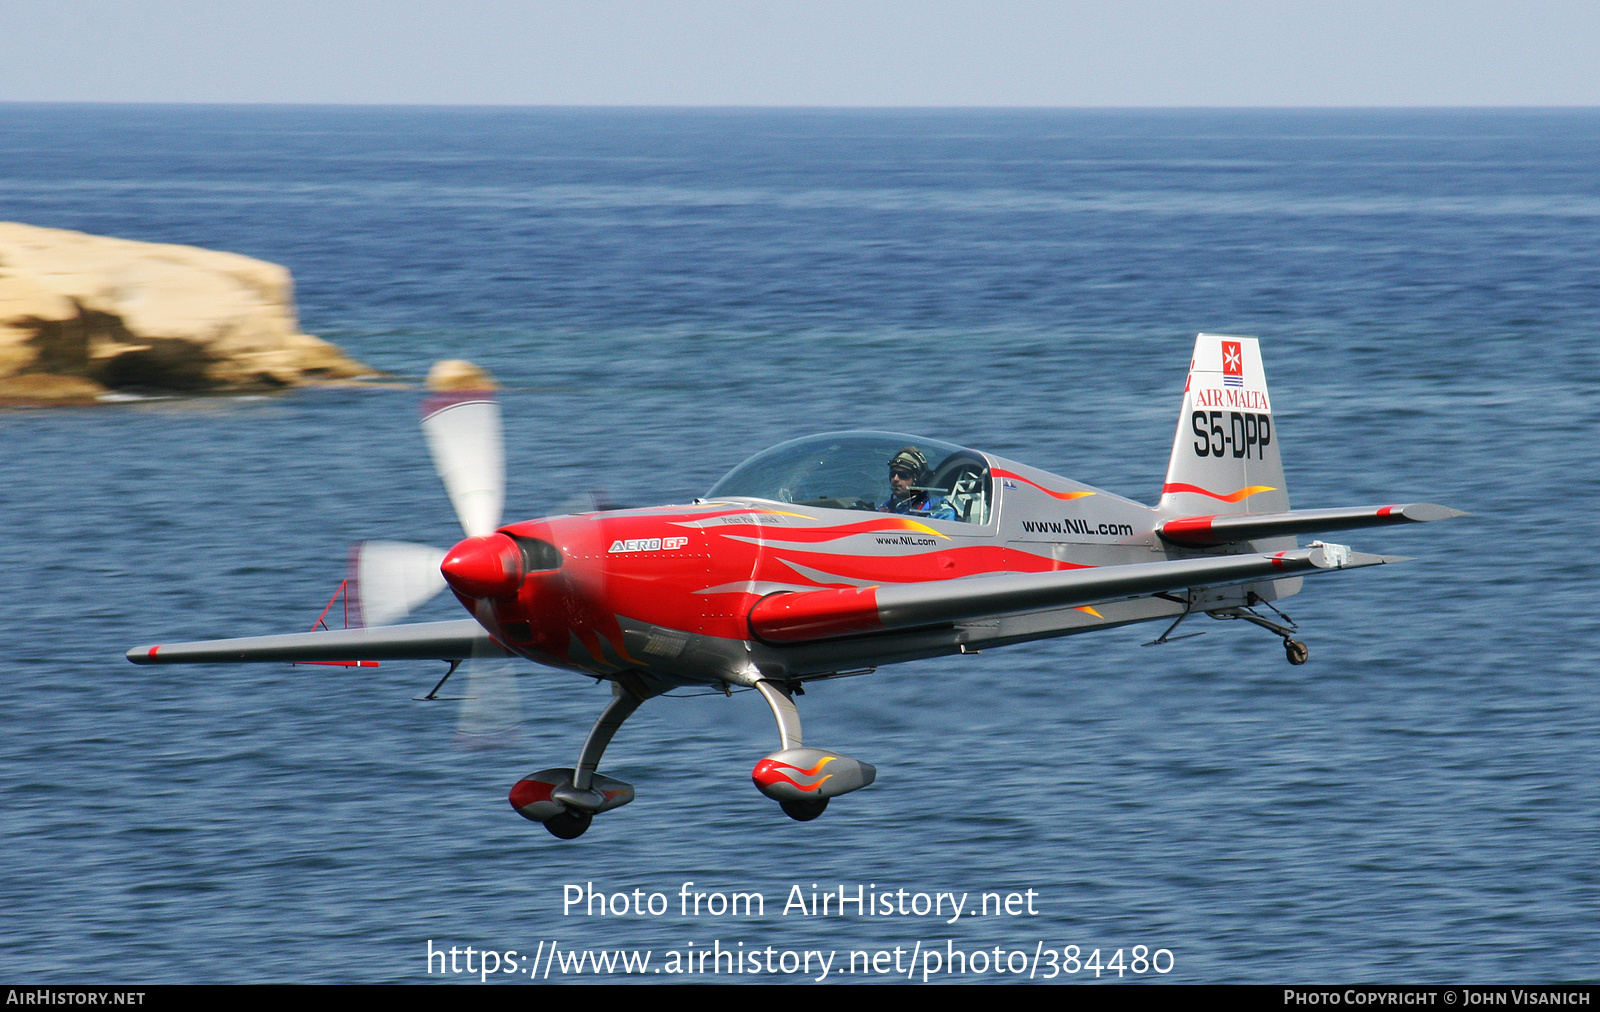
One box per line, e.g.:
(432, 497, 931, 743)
(1222, 340, 1244, 387)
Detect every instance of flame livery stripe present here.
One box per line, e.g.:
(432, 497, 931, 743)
(773, 757, 835, 777)
(751, 544, 1084, 589)
(761, 772, 832, 792)
(1161, 482, 1277, 503)
(714, 517, 950, 544)
(752, 756, 837, 793)
(992, 469, 1096, 501)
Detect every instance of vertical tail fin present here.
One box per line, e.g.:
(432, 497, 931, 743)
(1159, 334, 1290, 517)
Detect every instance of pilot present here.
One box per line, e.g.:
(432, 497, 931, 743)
(880, 447, 957, 521)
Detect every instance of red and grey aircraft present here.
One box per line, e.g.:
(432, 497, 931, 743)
(128, 335, 1463, 839)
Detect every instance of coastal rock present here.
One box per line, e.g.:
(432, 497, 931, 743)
(0, 222, 376, 401)
(425, 359, 498, 392)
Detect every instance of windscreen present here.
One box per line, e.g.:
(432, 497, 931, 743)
(706, 431, 992, 524)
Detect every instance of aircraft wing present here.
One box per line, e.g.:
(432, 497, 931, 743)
(749, 543, 1400, 643)
(127, 619, 507, 665)
(1158, 503, 1466, 547)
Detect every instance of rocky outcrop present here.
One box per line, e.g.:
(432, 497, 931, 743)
(426, 359, 499, 392)
(0, 222, 376, 403)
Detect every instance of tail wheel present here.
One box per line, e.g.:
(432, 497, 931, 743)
(1284, 639, 1309, 665)
(779, 798, 829, 822)
(543, 808, 593, 839)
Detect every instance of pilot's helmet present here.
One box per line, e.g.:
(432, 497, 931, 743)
(887, 446, 929, 480)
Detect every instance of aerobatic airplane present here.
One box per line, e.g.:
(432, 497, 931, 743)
(128, 335, 1463, 839)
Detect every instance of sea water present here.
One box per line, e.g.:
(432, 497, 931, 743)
(1, 106, 1596, 982)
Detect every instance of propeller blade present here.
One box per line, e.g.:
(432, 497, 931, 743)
(422, 361, 504, 539)
(456, 600, 523, 746)
(350, 540, 448, 627)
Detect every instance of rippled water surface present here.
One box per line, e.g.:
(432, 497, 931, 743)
(2, 107, 1597, 983)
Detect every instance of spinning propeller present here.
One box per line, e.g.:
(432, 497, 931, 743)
(351, 359, 504, 626)
(349, 360, 520, 740)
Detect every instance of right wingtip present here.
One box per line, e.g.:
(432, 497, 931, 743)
(1403, 503, 1470, 522)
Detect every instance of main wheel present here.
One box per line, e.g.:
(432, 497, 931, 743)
(544, 808, 593, 839)
(1285, 639, 1309, 665)
(780, 798, 829, 822)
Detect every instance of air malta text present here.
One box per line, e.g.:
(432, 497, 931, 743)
(1193, 386, 1270, 411)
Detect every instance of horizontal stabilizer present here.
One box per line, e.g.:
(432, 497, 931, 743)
(1158, 503, 1466, 546)
(749, 544, 1393, 644)
(127, 619, 508, 665)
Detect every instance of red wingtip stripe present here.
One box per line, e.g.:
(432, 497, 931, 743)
(1377, 505, 1397, 516)
(148, 646, 161, 659)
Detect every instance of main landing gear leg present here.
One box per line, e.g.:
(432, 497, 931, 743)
(509, 672, 663, 839)
(571, 673, 661, 796)
(750, 679, 876, 822)
(1211, 606, 1309, 666)
(754, 679, 804, 752)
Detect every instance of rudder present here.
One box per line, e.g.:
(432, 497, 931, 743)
(1159, 334, 1290, 517)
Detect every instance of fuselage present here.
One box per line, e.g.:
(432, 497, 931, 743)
(439, 430, 1275, 688)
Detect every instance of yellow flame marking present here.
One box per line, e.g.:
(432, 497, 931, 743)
(893, 520, 952, 539)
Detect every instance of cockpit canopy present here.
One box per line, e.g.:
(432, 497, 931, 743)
(706, 431, 993, 525)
